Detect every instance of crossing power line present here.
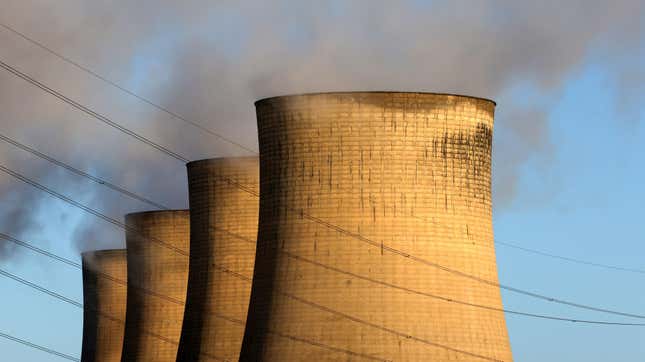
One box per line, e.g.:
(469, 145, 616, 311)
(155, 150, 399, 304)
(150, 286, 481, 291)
(3, 54, 642, 307)
(1, 156, 644, 323)
(495, 240, 645, 275)
(1, 164, 645, 329)
(1, 14, 643, 362)
(0, 171, 502, 362)
(0, 266, 389, 362)
(0, 20, 641, 283)
(0, 267, 227, 361)
(0, 22, 258, 155)
(0, 132, 169, 210)
(3, 230, 643, 327)
(0, 40, 643, 358)
(2, 131, 643, 279)
(0, 58, 190, 163)
(0, 330, 80, 362)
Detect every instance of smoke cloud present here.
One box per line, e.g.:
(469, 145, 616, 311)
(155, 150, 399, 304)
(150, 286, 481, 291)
(0, 0, 641, 258)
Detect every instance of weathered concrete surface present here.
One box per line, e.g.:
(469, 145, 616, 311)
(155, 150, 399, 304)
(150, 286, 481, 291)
(240, 92, 512, 361)
(177, 157, 259, 361)
(121, 210, 190, 361)
(81, 249, 127, 362)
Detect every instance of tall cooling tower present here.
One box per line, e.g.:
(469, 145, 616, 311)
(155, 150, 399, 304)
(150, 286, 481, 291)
(240, 92, 512, 361)
(121, 210, 190, 361)
(177, 157, 259, 361)
(81, 249, 127, 362)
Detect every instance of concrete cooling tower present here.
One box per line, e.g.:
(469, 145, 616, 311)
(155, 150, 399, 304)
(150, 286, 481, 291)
(240, 92, 512, 361)
(81, 249, 127, 362)
(177, 157, 259, 361)
(121, 210, 190, 361)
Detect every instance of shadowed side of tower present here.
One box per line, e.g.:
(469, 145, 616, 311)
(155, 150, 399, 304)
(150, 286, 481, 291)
(121, 210, 190, 361)
(177, 157, 259, 361)
(240, 92, 513, 361)
(81, 249, 127, 362)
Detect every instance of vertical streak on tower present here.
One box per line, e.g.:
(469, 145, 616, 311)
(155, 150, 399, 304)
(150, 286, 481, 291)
(177, 157, 259, 361)
(241, 92, 513, 361)
(81, 249, 127, 362)
(121, 210, 190, 361)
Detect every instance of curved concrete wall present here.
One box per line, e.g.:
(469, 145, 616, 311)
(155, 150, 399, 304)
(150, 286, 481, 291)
(240, 92, 512, 361)
(81, 249, 127, 362)
(121, 210, 190, 361)
(177, 157, 259, 361)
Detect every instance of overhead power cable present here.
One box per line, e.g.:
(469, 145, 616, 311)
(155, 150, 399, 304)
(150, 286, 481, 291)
(3, 168, 644, 362)
(0, 253, 495, 361)
(409, 215, 645, 275)
(0, 22, 258, 155)
(1, 36, 641, 289)
(495, 240, 645, 275)
(0, 232, 81, 269)
(1, 162, 644, 323)
(2, 129, 642, 280)
(4, 16, 642, 357)
(4, 227, 643, 327)
(213, 226, 645, 326)
(0, 268, 83, 308)
(0, 58, 190, 163)
(0, 331, 79, 362)
(0, 168, 503, 361)
(1, 47, 643, 325)
(0, 265, 389, 362)
(0, 267, 227, 361)
(0, 164, 188, 256)
(0, 132, 169, 210)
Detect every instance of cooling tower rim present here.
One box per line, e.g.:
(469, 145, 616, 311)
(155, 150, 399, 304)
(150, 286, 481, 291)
(124, 209, 189, 219)
(255, 91, 496, 106)
(81, 248, 126, 258)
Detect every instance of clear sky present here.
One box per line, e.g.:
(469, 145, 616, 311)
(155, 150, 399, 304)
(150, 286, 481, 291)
(0, 1, 643, 361)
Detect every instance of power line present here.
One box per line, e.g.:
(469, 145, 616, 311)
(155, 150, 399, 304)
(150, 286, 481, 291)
(0, 331, 79, 362)
(213, 226, 645, 326)
(0, 237, 495, 361)
(1, 37, 641, 298)
(0, 268, 83, 308)
(0, 22, 258, 155)
(2, 127, 641, 280)
(409, 214, 645, 275)
(0, 265, 389, 362)
(0, 163, 188, 257)
(290, 207, 645, 320)
(0, 168, 503, 361)
(0, 267, 227, 361)
(0, 58, 190, 163)
(3, 13, 641, 356)
(495, 240, 645, 275)
(1, 51, 643, 332)
(5, 225, 644, 327)
(3, 167, 642, 362)
(0, 232, 81, 269)
(0, 132, 169, 210)
(1, 162, 644, 323)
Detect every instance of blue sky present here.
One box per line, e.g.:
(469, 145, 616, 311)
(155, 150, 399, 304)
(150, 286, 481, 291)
(0, 1, 643, 361)
(495, 63, 645, 361)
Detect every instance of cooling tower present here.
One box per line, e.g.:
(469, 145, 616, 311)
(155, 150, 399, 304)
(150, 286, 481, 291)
(121, 210, 190, 361)
(177, 157, 259, 361)
(240, 92, 513, 361)
(81, 249, 127, 362)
